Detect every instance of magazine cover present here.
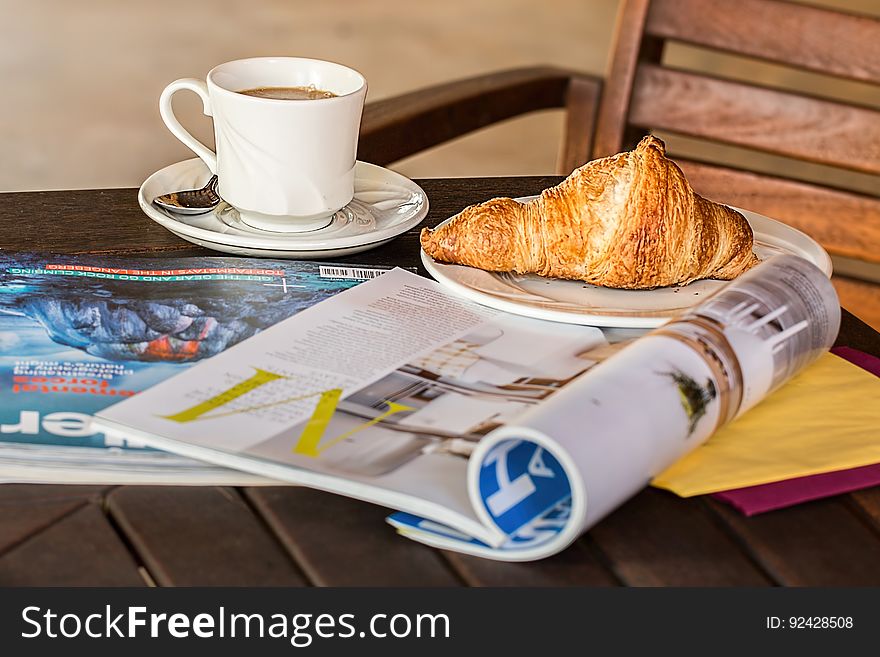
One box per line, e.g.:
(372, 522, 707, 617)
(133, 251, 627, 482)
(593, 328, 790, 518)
(0, 252, 389, 483)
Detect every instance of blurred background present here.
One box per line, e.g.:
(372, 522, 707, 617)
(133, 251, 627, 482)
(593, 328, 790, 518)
(3, 0, 876, 190)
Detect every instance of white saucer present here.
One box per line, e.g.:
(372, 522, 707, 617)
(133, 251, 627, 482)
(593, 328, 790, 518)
(139, 159, 428, 258)
(422, 199, 833, 329)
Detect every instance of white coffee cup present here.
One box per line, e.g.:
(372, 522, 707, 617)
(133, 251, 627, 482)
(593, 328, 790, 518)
(159, 57, 367, 233)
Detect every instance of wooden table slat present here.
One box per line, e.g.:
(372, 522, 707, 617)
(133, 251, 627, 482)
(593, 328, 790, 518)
(444, 541, 620, 587)
(0, 179, 566, 266)
(0, 485, 109, 554)
(833, 310, 880, 354)
(0, 499, 85, 556)
(849, 487, 880, 531)
(588, 489, 772, 586)
(245, 487, 462, 587)
(0, 502, 145, 586)
(107, 486, 308, 586)
(0, 484, 108, 504)
(709, 497, 880, 586)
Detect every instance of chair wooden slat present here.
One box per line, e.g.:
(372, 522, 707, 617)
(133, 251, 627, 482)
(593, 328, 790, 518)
(630, 64, 880, 175)
(647, 0, 880, 84)
(557, 75, 603, 174)
(676, 159, 880, 265)
(593, 0, 657, 158)
(360, 66, 586, 167)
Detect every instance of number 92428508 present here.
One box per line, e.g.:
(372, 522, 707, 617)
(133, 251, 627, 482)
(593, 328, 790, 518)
(787, 617, 853, 629)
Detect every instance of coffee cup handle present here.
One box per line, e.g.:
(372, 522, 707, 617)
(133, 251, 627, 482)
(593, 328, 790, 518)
(159, 78, 218, 174)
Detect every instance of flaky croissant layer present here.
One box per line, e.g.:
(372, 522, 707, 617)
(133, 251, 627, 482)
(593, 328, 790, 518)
(421, 136, 759, 289)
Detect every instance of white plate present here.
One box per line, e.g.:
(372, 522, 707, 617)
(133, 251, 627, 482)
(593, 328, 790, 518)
(139, 158, 428, 258)
(422, 198, 832, 329)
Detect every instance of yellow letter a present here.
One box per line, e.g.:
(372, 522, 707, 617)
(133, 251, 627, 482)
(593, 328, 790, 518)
(161, 367, 286, 423)
(293, 396, 414, 457)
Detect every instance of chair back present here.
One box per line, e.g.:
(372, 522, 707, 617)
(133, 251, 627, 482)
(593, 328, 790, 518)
(594, 0, 880, 297)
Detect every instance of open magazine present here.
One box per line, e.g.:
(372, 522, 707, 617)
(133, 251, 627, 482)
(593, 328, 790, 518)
(93, 255, 840, 561)
(0, 252, 389, 484)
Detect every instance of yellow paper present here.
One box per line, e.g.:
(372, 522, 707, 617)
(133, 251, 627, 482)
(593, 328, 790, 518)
(652, 353, 880, 497)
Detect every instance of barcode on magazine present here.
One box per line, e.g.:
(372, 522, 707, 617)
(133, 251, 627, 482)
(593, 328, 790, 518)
(319, 266, 387, 280)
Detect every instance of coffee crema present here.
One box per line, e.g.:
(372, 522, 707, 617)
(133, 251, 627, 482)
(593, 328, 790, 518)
(238, 85, 338, 100)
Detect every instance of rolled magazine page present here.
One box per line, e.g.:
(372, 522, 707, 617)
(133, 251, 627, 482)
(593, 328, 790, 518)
(683, 254, 841, 415)
(401, 255, 840, 560)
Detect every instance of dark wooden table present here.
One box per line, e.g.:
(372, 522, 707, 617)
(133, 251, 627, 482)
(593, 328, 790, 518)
(0, 176, 879, 586)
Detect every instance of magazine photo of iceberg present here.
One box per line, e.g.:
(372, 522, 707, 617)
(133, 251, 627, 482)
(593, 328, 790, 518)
(0, 252, 387, 483)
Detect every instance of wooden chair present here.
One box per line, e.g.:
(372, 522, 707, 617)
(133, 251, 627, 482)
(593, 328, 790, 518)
(358, 66, 603, 180)
(358, 0, 880, 328)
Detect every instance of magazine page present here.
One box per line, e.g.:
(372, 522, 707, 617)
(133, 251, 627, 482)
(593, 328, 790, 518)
(393, 255, 841, 560)
(0, 252, 391, 484)
(94, 268, 608, 543)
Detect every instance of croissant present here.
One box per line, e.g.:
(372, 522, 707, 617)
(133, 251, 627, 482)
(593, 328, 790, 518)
(420, 136, 759, 289)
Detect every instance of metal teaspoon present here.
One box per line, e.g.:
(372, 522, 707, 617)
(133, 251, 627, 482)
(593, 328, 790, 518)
(153, 175, 220, 215)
